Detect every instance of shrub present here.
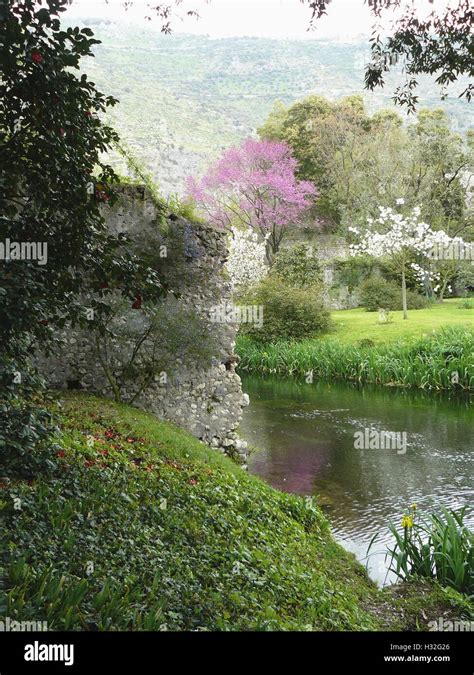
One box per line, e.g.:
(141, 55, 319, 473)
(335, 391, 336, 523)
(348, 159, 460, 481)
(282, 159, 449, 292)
(271, 244, 322, 289)
(358, 277, 400, 311)
(359, 277, 428, 312)
(405, 289, 429, 310)
(456, 263, 474, 297)
(240, 277, 332, 343)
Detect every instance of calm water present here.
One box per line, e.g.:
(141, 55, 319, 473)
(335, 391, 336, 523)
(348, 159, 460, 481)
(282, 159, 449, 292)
(239, 375, 474, 585)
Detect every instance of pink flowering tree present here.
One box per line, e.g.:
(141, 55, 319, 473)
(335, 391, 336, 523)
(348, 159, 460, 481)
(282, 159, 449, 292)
(186, 139, 316, 263)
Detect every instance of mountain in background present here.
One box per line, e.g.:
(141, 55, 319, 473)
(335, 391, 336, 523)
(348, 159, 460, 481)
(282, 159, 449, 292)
(76, 18, 473, 196)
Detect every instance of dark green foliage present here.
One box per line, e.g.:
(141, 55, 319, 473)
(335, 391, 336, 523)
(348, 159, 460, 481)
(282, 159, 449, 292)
(456, 264, 474, 297)
(240, 277, 332, 343)
(358, 278, 400, 312)
(359, 277, 428, 312)
(0, 360, 58, 479)
(0, 0, 165, 476)
(357, 338, 376, 349)
(405, 290, 430, 311)
(2, 394, 384, 631)
(271, 244, 322, 289)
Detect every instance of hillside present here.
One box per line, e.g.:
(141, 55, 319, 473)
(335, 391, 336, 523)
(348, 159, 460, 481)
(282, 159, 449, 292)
(74, 18, 472, 195)
(3, 393, 470, 630)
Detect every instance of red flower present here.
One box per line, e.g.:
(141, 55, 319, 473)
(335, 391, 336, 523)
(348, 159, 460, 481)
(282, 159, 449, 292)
(39, 319, 49, 326)
(31, 50, 43, 64)
(188, 478, 198, 486)
(85, 111, 92, 117)
(131, 295, 142, 310)
(56, 450, 66, 458)
(59, 127, 65, 137)
(95, 185, 110, 202)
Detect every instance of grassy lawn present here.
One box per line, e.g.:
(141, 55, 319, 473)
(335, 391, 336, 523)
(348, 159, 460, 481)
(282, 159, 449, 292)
(331, 299, 474, 345)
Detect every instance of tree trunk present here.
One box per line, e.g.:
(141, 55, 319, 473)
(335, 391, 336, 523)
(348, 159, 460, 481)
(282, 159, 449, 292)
(265, 241, 274, 266)
(402, 268, 408, 320)
(266, 227, 280, 266)
(438, 277, 449, 303)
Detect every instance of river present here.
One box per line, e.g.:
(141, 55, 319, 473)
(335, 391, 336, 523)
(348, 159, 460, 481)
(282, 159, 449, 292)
(239, 375, 473, 585)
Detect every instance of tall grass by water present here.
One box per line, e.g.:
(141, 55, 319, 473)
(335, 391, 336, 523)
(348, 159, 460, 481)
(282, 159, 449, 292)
(236, 327, 474, 391)
(378, 506, 473, 596)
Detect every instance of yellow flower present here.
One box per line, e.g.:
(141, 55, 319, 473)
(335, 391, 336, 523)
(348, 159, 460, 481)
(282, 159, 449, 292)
(401, 515, 414, 529)
(410, 503, 417, 510)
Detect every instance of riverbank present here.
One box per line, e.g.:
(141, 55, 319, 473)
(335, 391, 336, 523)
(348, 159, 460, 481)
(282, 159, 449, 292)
(2, 393, 469, 630)
(236, 326, 474, 391)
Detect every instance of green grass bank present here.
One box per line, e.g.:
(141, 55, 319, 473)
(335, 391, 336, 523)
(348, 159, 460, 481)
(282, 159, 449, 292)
(2, 394, 469, 631)
(237, 326, 474, 391)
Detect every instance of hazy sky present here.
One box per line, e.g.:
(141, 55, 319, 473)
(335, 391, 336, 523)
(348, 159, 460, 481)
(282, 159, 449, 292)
(66, 0, 454, 40)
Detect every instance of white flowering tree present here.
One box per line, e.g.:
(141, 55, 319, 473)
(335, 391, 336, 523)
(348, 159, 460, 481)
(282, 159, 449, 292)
(226, 226, 269, 294)
(410, 263, 455, 301)
(350, 201, 463, 319)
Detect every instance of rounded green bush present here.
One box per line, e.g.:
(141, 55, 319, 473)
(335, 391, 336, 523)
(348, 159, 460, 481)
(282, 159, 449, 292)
(359, 276, 428, 312)
(405, 289, 429, 310)
(240, 277, 332, 343)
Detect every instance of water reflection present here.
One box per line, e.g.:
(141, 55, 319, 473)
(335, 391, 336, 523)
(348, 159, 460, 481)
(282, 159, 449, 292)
(239, 375, 473, 585)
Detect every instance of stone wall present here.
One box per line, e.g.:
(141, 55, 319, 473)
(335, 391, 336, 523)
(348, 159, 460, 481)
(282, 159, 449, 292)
(38, 185, 249, 464)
